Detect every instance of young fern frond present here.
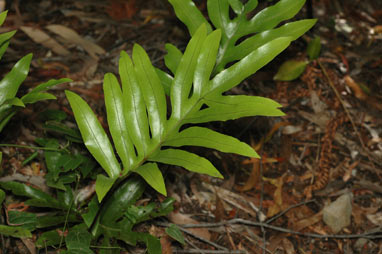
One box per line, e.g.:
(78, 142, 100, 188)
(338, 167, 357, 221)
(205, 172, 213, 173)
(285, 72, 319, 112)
(66, 23, 293, 201)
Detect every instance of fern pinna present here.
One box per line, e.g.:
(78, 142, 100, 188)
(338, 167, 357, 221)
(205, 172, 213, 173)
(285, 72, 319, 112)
(65, 0, 316, 202)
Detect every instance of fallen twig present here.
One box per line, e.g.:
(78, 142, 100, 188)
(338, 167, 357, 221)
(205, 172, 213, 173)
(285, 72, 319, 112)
(160, 219, 382, 239)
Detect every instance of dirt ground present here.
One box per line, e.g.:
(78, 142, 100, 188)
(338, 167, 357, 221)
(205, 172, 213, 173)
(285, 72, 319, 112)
(0, 0, 382, 253)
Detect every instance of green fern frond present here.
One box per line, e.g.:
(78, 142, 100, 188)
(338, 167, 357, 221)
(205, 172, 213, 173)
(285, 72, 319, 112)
(168, 0, 316, 73)
(65, 23, 293, 201)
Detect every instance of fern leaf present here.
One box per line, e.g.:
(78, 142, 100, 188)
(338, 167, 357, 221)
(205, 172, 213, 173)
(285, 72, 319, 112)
(164, 127, 259, 158)
(132, 44, 167, 143)
(65, 91, 121, 179)
(150, 149, 223, 178)
(67, 26, 301, 200)
(169, 0, 316, 72)
(133, 163, 166, 196)
(104, 73, 136, 171)
(185, 95, 284, 123)
(168, 0, 212, 35)
(119, 51, 150, 158)
(164, 43, 183, 75)
(170, 24, 207, 121)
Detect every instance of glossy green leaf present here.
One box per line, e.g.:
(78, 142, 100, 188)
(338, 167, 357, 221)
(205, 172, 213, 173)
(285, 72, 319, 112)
(222, 19, 317, 67)
(0, 53, 32, 105)
(98, 177, 146, 226)
(0, 40, 10, 61)
(164, 43, 183, 74)
(145, 234, 162, 254)
(134, 163, 166, 195)
(307, 36, 321, 60)
(95, 174, 116, 202)
(66, 228, 94, 254)
(246, 0, 306, 34)
(150, 149, 223, 178)
(172, 0, 314, 73)
(4, 97, 25, 107)
(40, 109, 67, 121)
(0, 110, 16, 132)
(21, 92, 56, 104)
(82, 196, 99, 228)
(79, 156, 96, 178)
(164, 127, 259, 158)
(0, 11, 8, 26)
(0, 188, 5, 204)
(8, 211, 37, 231)
(43, 121, 82, 141)
(0, 30, 16, 60)
(166, 224, 185, 245)
(133, 44, 167, 143)
(36, 214, 80, 228)
(125, 198, 174, 225)
(30, 78, 72, 93)
(171, 24, 207, 120)
(22, 151, 38, 166)
(104, 73, 135, 171)
(187, 95, 284, 123)
(192, 29, 221, 99)
(228, 0, 244, 14)
(168, 0, 212, 36)
(274, 59, 308, 81)
(36, 230, 61, 248)
(65, 90, 121, 179)
(0, 225, 32, 238)
(0, 181, 62, 209)
(155, 68, 172, 96)
(119, 51, 150, 158)
(210, 37, 293, 94)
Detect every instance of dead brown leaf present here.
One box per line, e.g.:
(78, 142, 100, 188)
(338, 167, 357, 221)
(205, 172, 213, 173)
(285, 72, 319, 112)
(168, 212, 211, 240)
(160, 235, 173, 254)
(20, 26, 70, 56)
(45, 25, 105, 60)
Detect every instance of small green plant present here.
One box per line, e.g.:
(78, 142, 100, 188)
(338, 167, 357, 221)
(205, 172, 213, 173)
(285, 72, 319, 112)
(66, 0, 316, 202)
(274, 35, 321, 81)
(0, 11, 71, 133)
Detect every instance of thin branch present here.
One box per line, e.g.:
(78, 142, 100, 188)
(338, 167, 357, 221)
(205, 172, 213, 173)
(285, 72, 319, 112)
(174, 250, 247, 254)
(174, 250, 246, 254)
(161, 219, 382, 239)
(177, 227, 228, 250)
(265, 199, 316, 224)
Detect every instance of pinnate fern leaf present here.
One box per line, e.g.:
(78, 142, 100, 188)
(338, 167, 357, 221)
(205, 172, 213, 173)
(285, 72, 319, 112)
(66, 24, 293, 201)
(168, 0, 317, 73)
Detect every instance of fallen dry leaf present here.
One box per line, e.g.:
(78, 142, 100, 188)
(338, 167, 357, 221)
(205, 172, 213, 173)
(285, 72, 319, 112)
(263, 175, 284, 217)
(344, 75, 368, 100)
(20, 26, 70, 56)
(168, 212, 211, 240)
(237, 158, 260, 192)
(46, 25, 105, 59)
(160, 234, 173, 254)
(292, 211, 322, 231)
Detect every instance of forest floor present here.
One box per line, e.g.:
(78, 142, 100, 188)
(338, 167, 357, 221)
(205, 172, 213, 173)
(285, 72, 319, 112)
(0, 0, 382, 253)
